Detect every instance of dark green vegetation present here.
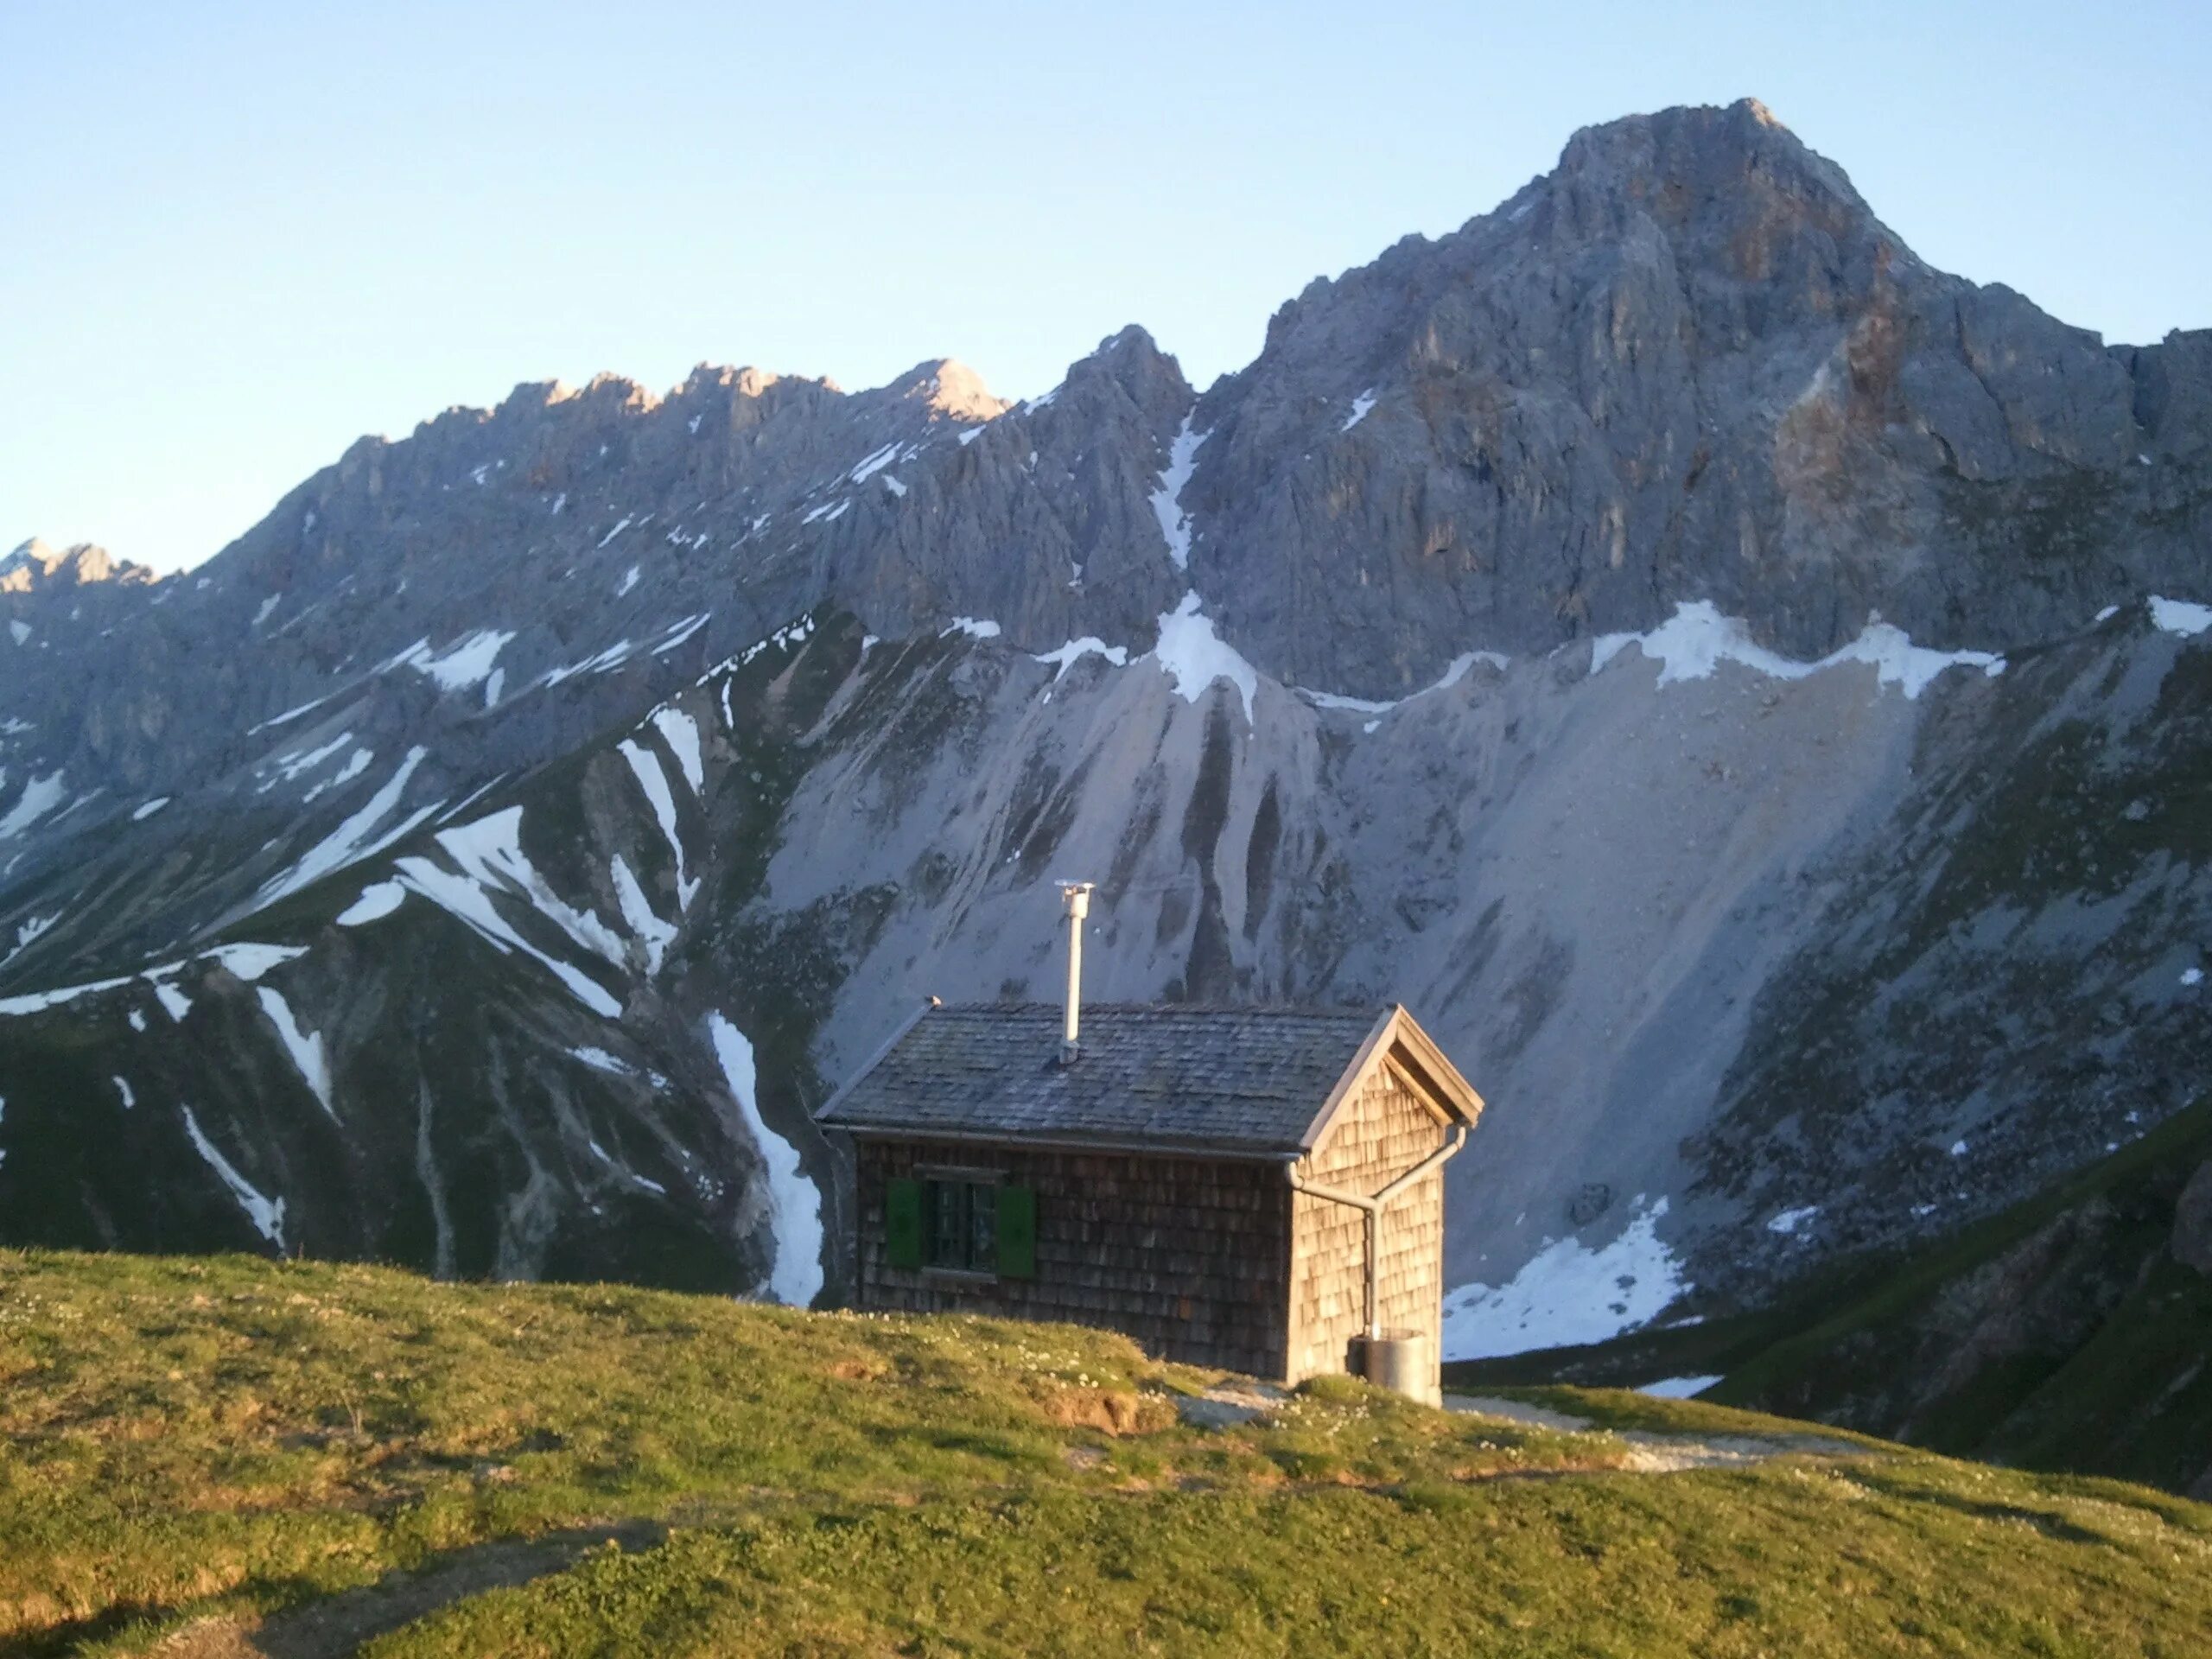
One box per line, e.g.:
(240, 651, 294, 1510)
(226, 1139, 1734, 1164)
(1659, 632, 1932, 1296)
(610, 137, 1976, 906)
(4, 1252, 2210, 1656)
(1452, 1100, 2212, 1499)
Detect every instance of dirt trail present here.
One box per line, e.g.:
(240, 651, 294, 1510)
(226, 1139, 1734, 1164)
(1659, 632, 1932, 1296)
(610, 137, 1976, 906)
(147, 1522, 666, 1659)
(1445, 1393, 1870, 1471)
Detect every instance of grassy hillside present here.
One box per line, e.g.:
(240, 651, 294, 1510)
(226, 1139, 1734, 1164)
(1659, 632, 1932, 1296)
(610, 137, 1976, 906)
(1446, 1100, 2212, 1498)
(3, 1252, 2210, 1656)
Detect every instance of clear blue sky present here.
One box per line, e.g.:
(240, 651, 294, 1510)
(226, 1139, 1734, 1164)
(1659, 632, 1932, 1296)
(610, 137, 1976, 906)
(6, 1, 2207, 574)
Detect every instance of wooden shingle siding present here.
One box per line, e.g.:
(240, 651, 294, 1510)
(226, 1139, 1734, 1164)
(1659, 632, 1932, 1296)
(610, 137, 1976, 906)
(823, 1001, 1480, 1394)
(855, 1137, 1294, 1379)
(1286, 1065, 1448, 1383)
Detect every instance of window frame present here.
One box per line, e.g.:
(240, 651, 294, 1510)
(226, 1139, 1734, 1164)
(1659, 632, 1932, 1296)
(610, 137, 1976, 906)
(922, 1173, 1000, 1275)
(887, 1163, 1034, 1283)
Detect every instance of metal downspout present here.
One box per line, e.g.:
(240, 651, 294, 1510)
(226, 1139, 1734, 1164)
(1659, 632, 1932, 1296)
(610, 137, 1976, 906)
(1287, 1124, 1467, 1339)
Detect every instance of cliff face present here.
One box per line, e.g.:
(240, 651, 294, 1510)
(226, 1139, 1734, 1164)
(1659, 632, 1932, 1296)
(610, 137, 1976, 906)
(2, 102, 2209, 1359)
(1185, 99, 2206, 695)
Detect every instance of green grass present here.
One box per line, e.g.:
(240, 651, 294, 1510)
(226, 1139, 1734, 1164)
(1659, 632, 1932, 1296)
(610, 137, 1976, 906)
(3, 1249, 2209, 1656)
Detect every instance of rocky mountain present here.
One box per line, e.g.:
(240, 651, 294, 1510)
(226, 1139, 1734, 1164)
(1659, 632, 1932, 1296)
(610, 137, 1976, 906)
(2, 100, 2208, 1391)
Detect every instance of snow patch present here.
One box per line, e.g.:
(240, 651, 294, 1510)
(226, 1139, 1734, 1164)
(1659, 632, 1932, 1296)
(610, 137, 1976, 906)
(1340, 388, 1377, 431)
(1033, 638, 1130, 679)
(942, 616, 1001, 641)
(1300, 688, 1397, 716)
(651, 612, 710, 656)
(180, 1105, 285, 1249)
(202, 944, 307, 982)
(0, 771, 67, 840)
(848, 442, 900, 485)
(1299, 649, 1511, 726)
(617, 565, 640, 598)
(3, 912, 58, 967)
(391, 821, 621, 1017)
(131, 797, 171, 822)
(542, 639, 636, 686)
(258, 747, 436, 907)
(1591, 601, 2004, 699)
(257, 987, 336, 1119)
(708, 1014, 823, 1306)
(1148, 593, 1258, 724)
(1430, 650, 1511, 692)
(433, 808, 628, 966)
(610, 854, 677, 976)
(1441, 1197, 1689, 1360)
(390, 629, 516, 691)
(112, 1075, 135, 1110)
(705, 615, 816, 682)
(265, 732, 353, 787)
(336, 880, 406, 927)
(1765, 1205, 1820, 1236)
(251, 693, 334, 734)
(301, 747, 374, 804)
(0, 973, 134, 1017)
(648, 708, 705, 794)
(1147, 415, 1207, 570)
(2150, 596, 2212, 637)
(570, 1046, 632, 1076)
(1637, 1375, 1722, 1399)
(617, 741, 699, 910)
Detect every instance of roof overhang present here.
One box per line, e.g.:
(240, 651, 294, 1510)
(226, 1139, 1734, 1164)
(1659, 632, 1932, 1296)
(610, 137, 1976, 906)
(1295, 1004, 1484, 1155)
(813, 996, 938, 1127)
(830, 1122, 1304, 1163)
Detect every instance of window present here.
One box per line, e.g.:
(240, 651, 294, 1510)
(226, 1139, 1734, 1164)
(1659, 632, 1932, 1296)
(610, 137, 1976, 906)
(929, 1178, 995, 1273)
(887, 1171, 1035, 1278)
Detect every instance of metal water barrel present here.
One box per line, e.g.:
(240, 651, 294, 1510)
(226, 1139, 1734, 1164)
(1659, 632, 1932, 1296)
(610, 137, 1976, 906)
(1358, 1329, 1439, 1407)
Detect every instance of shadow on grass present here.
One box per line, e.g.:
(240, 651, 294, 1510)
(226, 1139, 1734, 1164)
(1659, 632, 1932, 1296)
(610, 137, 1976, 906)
(1, 1521, 668, 1659)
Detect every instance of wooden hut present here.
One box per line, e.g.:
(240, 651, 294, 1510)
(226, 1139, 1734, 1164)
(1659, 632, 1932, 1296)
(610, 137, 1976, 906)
(816, 995, 1484, 1397)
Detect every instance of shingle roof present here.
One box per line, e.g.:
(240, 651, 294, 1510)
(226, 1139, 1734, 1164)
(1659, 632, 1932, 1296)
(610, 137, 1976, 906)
(817, 1002, 1395, 1157)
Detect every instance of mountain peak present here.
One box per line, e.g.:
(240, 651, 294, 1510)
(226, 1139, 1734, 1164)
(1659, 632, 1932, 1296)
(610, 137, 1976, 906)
(1548, 97, 1867, 223)
(886, 358, 1007, 423)
(0, 538, 155, 594)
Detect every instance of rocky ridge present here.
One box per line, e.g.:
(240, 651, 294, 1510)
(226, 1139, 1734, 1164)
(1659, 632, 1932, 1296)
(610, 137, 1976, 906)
(0, 101, 2208, 1358)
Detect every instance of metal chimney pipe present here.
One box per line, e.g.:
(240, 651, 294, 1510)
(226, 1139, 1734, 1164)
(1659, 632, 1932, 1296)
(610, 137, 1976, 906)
(1058, 882, 1092, 1064)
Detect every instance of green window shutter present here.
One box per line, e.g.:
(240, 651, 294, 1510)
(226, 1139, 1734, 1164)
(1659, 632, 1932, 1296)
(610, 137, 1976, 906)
(886, 1178, 923, 1270)
(997, 1183, 1036, 1280)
